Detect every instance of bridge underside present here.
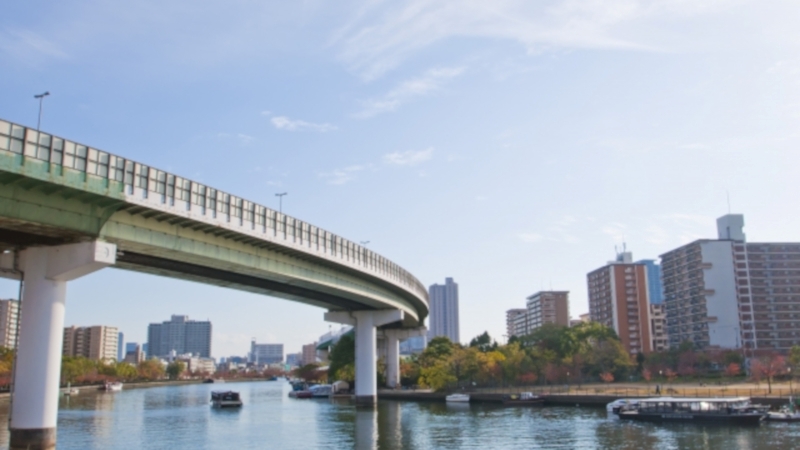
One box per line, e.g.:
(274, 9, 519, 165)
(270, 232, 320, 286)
(0, 169, 423, 327)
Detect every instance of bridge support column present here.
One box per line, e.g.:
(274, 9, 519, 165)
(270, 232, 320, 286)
(10, 242, 115, 450)
(380, 328, 427, 389)
(324, 310, 403, 405)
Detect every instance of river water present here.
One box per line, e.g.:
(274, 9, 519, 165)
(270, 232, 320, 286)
(0, 381, 798, 449)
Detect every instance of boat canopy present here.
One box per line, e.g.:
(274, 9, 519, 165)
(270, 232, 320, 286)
(636, 397, 750, 404)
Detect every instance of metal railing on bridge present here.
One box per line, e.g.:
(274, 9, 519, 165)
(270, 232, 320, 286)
(0, 119, 428, 304)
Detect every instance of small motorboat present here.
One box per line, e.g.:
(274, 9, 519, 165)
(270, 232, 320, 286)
(445, 393, 470, 403)
(767, 398, 800, 422)
(99, 382, 123, 392)
(211, 391, 243, 408)
(309, 384, 333, 398)
(203, 378, 225, 384)
(290, 390, 313, 399)
(61, 383, 79, 396)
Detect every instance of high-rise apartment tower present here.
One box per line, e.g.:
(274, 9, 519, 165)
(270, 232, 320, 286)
(428, 277, 460, 343)
(147, 315, 212, 358)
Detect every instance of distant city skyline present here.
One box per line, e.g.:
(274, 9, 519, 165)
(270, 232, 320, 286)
(1, 1, 799, 356)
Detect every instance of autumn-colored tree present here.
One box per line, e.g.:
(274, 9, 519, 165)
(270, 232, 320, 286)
(400, 358, 420, 387)
(724, 363, 741, 378)
(294, 364, 326, 383)
(137, 359, 165, 380)
(544, 363, 562, 384)
(418, 362, 457, 391)
(752, 353, 787, 393)
(642, 368, 652, 390)
(599, 372, 614, 383)
(499, 342, 527, 385)
(677, 351, 697, 377)
(517, 372, 537, 385)
(664, 368, 678, 384)
(750, 360, 763, 386)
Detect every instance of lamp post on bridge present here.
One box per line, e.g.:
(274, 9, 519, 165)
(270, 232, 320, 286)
(275, 192, 287, 214)
(34, 91, 50, 134)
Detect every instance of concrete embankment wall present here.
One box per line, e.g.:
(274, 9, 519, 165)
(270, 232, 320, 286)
(378, 391, 792, 408)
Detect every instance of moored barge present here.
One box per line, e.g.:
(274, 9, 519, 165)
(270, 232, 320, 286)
(617, 397, 765, 426)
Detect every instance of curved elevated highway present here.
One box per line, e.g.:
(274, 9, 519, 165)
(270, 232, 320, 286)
(0, 119, 428, 449)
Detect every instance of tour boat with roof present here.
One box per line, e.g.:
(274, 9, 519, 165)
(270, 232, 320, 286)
(211, 391, 243, 408)
(616, 397, 765, 425)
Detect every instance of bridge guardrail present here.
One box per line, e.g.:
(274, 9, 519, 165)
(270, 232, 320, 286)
(0, 119, 428, 308)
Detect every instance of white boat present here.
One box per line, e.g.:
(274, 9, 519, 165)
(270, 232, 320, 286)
(61, 388, 79, 396)
(445, 393, 470, 403)
(309, 384, 333, 398)
(99, 382, 123, 392)
(606, 399, 639, 415)
(211, 391, 243, 408)
(61, 383, 79, 396)
(767, 397, 800, 422)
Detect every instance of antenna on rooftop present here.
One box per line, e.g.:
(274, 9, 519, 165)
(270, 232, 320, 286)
(727, 191, 731, 214)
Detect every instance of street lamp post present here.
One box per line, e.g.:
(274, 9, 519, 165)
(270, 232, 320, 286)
(789, 367, 793, 395)
(275, 192, 287, 214)
(34, 91, 50, 134)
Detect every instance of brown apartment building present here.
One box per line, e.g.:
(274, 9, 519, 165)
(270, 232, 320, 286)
(525, 291, 569, 331)
(63, 325, 119, 361)
(588, 251, 660, 355)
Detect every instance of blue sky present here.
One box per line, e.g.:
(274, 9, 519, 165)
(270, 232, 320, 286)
(2, 0, 800, 357)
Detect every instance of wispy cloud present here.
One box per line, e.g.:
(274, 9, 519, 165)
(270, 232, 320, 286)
(0, 29, 68, 65)
(332, 0, 737, 79)
(355, 67, 465, 118)
(319, 165, 371, 185)
(321, 146, 434, 186)
(518, 233, 544, 243)
(384, 148, 434, 166)
(518, 215, 583, 244)
(217, 132, 255, 145)
(601, 222, 629, 242)
(271, 116, 338, 132)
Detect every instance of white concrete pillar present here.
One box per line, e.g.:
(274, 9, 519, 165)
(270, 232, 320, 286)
(10, 242, 115, 450)
(385, 333, 400, 389)
(379, 327, 427, 390)
(325, 310, 403, 405)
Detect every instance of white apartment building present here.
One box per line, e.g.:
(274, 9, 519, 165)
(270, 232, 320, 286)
(0, 299, 19, 349)
(250, 341, 283, 365)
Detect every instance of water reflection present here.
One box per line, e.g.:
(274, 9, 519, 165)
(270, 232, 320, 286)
(377, 400, 402, 448)
(0, 383, 797, 449)
(355, 405, 378, 450)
